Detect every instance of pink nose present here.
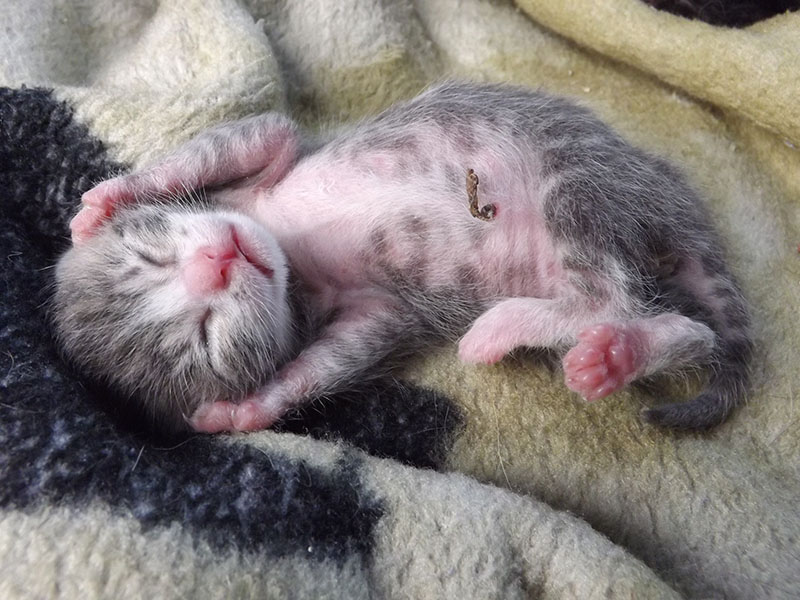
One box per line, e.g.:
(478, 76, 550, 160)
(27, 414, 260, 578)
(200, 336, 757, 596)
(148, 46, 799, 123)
(183, 242, 240, 295)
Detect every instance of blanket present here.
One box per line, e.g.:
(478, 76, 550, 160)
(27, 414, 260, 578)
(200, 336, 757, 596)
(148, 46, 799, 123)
(2, 1, 799, 598)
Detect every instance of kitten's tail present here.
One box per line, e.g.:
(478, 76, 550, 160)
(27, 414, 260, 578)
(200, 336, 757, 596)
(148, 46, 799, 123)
(644, 265, 753, 430)
(642, 358, 750, 430)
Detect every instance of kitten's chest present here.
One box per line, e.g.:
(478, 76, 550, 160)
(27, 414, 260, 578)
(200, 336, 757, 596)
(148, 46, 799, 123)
(250, 146, 568, 307)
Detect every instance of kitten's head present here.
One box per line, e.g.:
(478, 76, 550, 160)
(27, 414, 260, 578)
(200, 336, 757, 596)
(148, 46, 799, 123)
(53, 203, 294, 432)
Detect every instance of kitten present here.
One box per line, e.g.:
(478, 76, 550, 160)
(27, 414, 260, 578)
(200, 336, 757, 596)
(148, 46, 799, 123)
(54, 82, 752, 434)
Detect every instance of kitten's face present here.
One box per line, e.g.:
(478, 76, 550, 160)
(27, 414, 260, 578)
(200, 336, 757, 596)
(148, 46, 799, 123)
(53, 204, 293, 431)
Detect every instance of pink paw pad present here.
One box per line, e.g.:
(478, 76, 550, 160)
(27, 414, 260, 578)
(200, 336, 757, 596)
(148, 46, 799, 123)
(562, 323, 641, 401)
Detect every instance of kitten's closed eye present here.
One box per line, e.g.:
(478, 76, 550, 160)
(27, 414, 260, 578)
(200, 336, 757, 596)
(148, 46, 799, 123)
(136, 250, 175, 268)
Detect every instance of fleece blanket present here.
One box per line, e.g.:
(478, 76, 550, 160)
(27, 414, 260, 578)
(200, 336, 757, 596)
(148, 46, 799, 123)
(1, 1, 799, 598)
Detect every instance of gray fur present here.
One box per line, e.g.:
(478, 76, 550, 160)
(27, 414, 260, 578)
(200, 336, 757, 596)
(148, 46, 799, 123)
(54, 203, 296, 431)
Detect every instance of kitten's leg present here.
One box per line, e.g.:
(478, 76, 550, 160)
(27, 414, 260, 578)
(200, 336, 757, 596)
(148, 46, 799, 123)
(71, 114, 298, 242)
(458, 297, 715, 400)
(458, 297, 594, 364)
(191, 297, 416, 433)
(563, 315, 715, 400)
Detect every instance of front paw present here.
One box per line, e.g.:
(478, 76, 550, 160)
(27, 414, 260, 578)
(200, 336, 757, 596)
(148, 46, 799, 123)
(189, 398, 282, 433)
(70, 178, 131, 243)
(189, 401, 238, 433)
(231, 400, 281, 432)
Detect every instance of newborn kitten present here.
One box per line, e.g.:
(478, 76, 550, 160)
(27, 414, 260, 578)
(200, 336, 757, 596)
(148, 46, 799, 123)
(54, 82, 752, 434)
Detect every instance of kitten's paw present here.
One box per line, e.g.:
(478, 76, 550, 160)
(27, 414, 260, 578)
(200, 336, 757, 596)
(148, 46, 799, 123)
(189, 401, 238, 433)
(231, 400, 281, 432)
(70, 178, 131, 243)
(562, 323, 641, 401)
(189, 399, 280, 433)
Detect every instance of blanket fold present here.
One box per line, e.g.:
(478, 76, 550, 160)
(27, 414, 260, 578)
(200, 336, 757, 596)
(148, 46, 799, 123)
(515, 0, 800, 145)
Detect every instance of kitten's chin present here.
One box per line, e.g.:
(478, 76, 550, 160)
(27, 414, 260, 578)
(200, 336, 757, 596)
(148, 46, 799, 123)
(204, 291, 294, 392)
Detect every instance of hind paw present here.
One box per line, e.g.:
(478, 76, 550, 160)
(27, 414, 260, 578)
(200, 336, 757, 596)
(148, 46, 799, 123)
(563, 323, 642, 401)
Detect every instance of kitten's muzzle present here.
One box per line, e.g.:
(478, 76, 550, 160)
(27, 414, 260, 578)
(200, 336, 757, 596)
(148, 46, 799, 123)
(183, 242, 239, 295)
(182, 225, 274, 296)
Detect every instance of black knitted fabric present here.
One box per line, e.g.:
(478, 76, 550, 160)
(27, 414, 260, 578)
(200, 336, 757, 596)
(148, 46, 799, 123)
(642, 0, 800, 27)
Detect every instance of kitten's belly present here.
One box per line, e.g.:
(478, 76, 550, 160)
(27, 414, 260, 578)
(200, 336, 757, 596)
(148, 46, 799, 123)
(361, 206, 566, 299)
(253, 152, 568, 308)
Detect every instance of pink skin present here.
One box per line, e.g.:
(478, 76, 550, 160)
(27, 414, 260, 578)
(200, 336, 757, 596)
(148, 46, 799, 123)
(189, 401, 240, 433)
(458, 297, 642, 401)
(183, 226, 274, 295)
(183, 244, 239, 295)
(70, 178, 133, 243)
(458, 297, 585, 365)
(191, 398, 279, 433)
